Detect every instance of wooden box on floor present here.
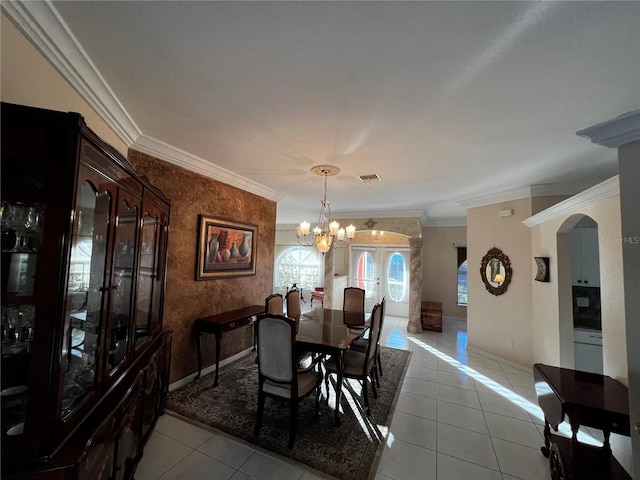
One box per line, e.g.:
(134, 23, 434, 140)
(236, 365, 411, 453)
(421, 301, 443, 332)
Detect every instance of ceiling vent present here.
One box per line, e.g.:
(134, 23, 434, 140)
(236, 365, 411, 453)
(358, 173, 381, 184)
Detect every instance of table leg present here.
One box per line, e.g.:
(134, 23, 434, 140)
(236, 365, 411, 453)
(602, 426, 612, 454)
(570, 416, 580, 475)
(195, 330, 202, 380)
(214, 331, 222, 387)
(334, 352, 344, 427)
(541, 419, 551, 457)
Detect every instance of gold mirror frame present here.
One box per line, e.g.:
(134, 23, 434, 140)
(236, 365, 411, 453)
(480, 247, 512, 296)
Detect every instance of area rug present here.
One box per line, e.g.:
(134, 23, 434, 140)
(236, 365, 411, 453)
(166, 346, 410, 480)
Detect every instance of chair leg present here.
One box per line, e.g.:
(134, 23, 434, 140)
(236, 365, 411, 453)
(362, 377, 370, 416)
(370, 373, 377, 399)
(289, 401, 298, 449)
(377, 349, 383, 377)
(324, 371, 332, 405)
(314, 385, 321, 418)
(373, 361, 380, 388)
(255, 390, 265, 437)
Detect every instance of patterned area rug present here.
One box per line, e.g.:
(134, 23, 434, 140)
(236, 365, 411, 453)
(166, 347, 410, 480)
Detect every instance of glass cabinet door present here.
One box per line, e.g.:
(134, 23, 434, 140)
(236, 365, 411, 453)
(1, 201, 44, 441)
(61, 175, 112, 418)
(107, 194, 139, 374)
(134, 211, 158, 349)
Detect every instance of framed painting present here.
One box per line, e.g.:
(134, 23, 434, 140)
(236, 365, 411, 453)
(196, 215, 257, 280)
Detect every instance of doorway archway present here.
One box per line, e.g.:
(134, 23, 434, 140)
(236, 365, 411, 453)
(556, 214, 602, 373)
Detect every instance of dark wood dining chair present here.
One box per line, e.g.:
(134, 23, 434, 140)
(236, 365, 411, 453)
(351, 296, 385, 385)
(254, 314, 322, 449)
(255, 293, 285, 353)
(324, 302, 382, 416)
(285, 286, 314, 367)
(285, 287, 302, 325)
(265, 293, 284, 315)
(343, 287, 365, 313)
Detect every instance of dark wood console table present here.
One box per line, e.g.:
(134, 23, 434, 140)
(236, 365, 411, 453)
(533, 363, 631, 479)
(195, 305, 264, 386)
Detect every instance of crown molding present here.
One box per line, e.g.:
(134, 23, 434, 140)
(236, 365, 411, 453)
(3, 1, 283, 203)
(576, 110, 640, 148)
(132, 135, 283, 202)
(2, 1, 141, 145)
(459, 182, 591, 211)
(458, 185, 533, 210)
(523, 176, 619, 227)
(423, 218, 467, 228)
(336, 209, 426, 219)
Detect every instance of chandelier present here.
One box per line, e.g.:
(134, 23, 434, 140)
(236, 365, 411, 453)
(296, 165, 356, 254)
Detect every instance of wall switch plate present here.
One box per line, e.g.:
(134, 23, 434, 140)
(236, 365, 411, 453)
(506, 339, 513, 348)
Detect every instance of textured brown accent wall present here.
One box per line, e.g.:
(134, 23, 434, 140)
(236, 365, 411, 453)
(128, 150, 276, 383)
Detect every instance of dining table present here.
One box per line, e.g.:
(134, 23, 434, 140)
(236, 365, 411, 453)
(295, 307, 370, 426)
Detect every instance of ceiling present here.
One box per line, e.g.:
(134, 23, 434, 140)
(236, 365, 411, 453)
(7, 1, 639, 227)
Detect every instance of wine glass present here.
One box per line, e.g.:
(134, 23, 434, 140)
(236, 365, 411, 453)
(4, 203, 28, 251)
(24, 206, 44, 251)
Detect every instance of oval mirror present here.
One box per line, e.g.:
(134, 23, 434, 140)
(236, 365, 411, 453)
(480, 247, 512, 296)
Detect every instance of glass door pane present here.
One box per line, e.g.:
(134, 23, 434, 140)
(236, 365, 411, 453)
(350, 246, 378, 312)
(62, 180, 111, 418)
(383, 248, 410, 317)
(349, 245, 410, 316)
(107, 196, 139, 373)
(135, 212, 157, 349)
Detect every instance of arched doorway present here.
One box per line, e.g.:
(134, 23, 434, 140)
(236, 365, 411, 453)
(557, 215, 602, 374)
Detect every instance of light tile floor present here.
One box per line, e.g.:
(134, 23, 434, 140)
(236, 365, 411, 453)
(135, 315, 559, 480)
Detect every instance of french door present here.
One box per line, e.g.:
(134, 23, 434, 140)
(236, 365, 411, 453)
(349, 245, 410, 317)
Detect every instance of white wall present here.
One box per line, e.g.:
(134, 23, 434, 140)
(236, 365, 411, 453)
(467, 197, 534, 367)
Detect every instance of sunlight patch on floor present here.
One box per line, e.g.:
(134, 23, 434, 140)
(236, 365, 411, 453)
(407, 336, 601, 447)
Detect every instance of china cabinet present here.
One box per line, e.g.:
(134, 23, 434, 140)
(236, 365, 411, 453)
(1, 102, 171, 479)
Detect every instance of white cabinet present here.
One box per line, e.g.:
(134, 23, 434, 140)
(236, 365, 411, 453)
(574, 328, 603, 374)
(571, 228, 600, 286)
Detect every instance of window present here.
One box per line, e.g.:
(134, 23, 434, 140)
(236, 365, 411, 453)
(356, 251, 374, 290)
(387, 252, 406, 301)
(457, 247, 467, 306)
(276, 247, 320, 290)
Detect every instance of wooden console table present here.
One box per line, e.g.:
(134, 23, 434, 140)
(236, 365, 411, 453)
(533, 363, 631, 479)
(194, 305, 264, 386)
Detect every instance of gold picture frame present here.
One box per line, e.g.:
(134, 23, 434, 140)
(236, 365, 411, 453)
(196, 215, 257, 280)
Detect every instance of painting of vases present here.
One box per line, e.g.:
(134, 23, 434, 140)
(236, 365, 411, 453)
(196, 215, 257, 280)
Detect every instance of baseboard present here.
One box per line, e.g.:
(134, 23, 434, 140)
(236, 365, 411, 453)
(466, 345, 531, 373)
(443, 315, 467, 323)
(169, 347, 254, 392)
